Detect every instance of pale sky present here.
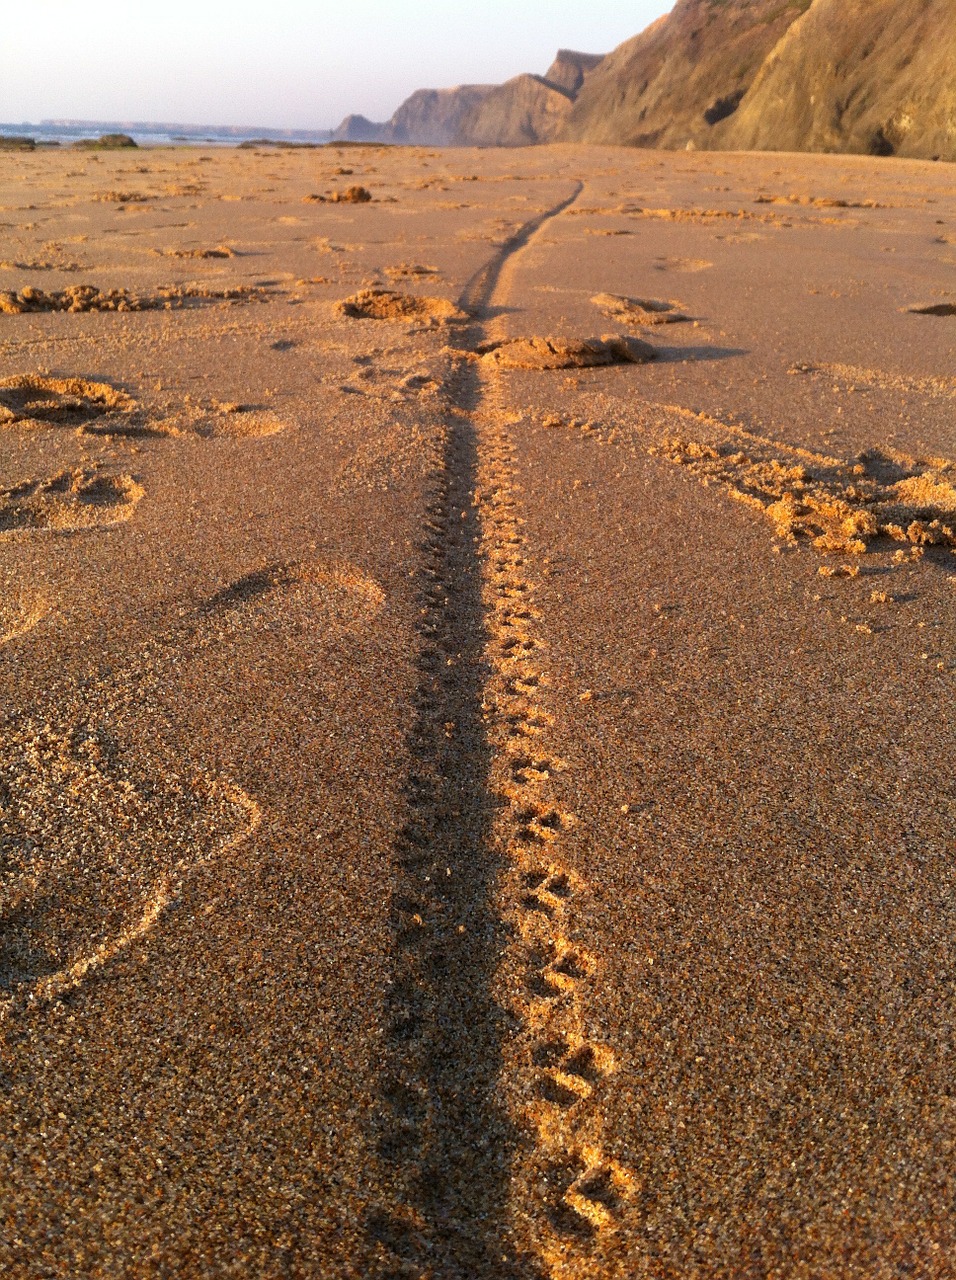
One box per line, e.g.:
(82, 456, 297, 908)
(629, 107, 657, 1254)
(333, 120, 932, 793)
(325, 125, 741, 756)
(0, 1, 673, 130)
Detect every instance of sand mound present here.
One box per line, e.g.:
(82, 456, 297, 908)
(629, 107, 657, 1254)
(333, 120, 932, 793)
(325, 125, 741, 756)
(0, 375, 133, 425)
(197, 404, 288, 438)
(337, 289, 468, 324)
(591, 292, 690, 326)
(0, 468, 144, 535)
(478, 333, 656, 370)
(0, 284, 261, 315)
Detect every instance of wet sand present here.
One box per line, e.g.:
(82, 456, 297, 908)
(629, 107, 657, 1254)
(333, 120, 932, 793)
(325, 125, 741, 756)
(1, 141, 954, 1278)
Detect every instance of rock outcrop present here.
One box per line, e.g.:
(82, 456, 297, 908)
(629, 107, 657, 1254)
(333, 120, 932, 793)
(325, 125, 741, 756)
(384, 86, 498, 145)
(330, 114, 386, 143)
(719, 0, 956, 161)
(542, 49, 605, 96)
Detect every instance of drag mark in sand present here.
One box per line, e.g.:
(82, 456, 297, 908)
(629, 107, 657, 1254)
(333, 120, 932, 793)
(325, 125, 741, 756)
(370, 184, 634, 1277)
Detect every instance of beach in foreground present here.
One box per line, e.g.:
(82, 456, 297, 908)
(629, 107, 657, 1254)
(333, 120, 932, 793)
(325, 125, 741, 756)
(1, 141, 954, 1278)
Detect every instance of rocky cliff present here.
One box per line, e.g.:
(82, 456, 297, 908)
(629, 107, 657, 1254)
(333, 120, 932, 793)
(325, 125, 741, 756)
(561, 0, 812, 149)
(332, 3, 954, 161)
(332, 50, 602, 147)
(543, 49, 606, 96)
(719, 0, 956, 160)
(453, 75, 575, 146)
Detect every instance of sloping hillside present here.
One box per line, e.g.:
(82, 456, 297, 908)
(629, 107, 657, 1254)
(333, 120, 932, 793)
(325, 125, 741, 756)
(560, 0, 812, 149)
(720, 0, 956, 160)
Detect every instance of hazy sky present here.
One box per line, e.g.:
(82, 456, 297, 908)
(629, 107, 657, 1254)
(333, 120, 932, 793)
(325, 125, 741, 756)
(1, 1, 673, 129)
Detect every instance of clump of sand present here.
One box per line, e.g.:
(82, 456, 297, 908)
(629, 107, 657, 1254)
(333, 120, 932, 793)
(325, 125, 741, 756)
(337, 289, 468, 324)
(303, 185, 373, 204)
(162, 245, 237, 259)
(93, 189, 150, 202)
(0, 284, 263, 314)
(591, 293, 691, 326)
(385, 263, 439, 280)
(478, 334, 656, 370)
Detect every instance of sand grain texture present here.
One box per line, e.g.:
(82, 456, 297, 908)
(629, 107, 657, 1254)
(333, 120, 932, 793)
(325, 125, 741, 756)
(0, 141, 954, 1280)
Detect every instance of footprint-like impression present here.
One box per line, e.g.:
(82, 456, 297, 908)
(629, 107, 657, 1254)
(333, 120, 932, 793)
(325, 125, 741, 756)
(337, 288, 468, 325)
(0, 720, 260, 1018)
(0, 466, 143, 535)
(591, 292, 691, 326)
(0, 554, 382, 1018)
(0, 374, 134, 430)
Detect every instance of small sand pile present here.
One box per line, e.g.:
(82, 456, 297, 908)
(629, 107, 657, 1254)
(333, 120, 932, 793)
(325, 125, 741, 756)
(754, 194, 882, 208)
(0, 467, 144, 534)
(337, 289, 468, 324)
(163, 245, 236, 259)
(478, 334, 656, 370)
(591, 293, 691, 326)
(0, 284, 261, 314)
(304, 186, 373, 204)
(0, 375, 134, 425)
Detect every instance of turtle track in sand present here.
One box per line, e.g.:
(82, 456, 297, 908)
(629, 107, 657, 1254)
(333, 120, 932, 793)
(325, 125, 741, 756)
(369, 183, 638, 1279)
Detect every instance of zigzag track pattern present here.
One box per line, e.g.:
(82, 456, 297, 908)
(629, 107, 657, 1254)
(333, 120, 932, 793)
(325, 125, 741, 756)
(476, 400, 635, 1267)
(371, 183, 633, 1277)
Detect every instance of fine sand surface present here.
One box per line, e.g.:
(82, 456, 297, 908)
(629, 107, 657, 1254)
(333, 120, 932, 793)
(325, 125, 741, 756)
(0, 141, 954, 1279)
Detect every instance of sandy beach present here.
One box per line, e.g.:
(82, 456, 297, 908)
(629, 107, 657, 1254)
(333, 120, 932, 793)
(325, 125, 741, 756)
(1, 140, 955, 1278)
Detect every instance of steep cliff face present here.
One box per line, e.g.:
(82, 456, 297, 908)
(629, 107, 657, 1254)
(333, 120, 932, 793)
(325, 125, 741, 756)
(454, 75, 575, 147)
(720, 0, 956, 160)
(383, 85, 497, 145)
(332, 49, 603, 149)
(560, 0, 812, 149)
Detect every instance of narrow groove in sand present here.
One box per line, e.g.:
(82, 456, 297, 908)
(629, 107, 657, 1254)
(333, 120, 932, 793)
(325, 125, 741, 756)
(371, 183, 632, 1277)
